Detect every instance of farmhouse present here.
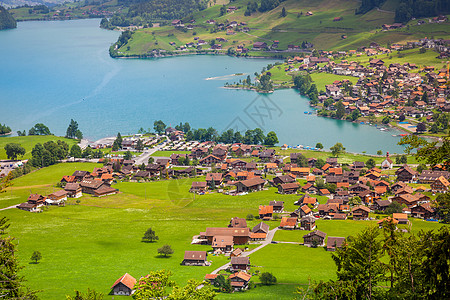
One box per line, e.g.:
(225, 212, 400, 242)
(269, 200, 284, 213)
(212, 236, 234, 253)
(182, 251, 209, 266)
(190, 181, 207, 193)
(17, 194, 47, 212)
(279, 217, 297, 229)
(204, 227, 250, 245)
(431, 176, 450, 193)
(303, 230, 327, 247)
(64, 183, 82, 198)
(231, 256, 250, 271)
(111, 273, 136, 296)
(259, 205, 273, 220)
(352, 205, 370, 220)
(228, 217, 247, 228)
(46, 190, 67, 205)
(229, 271, 252, 291)
(396, 165, 418, 182)
(278, 182, 299, 194)
(300, 216, 316, 230)
(235, 178, 266, 193)
(411, 202, 435, 219)
(327, 237, 346, 251)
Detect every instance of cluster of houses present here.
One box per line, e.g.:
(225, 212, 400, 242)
(286, 53, 449, 121)
(17, 166, 119, 212)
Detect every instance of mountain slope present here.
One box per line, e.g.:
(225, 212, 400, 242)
(0, 5, 16, 29)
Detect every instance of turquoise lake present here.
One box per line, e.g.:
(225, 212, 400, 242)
(0, 19, 406, 154)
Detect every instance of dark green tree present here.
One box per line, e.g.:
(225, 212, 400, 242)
(142, 227, 159, 242)
(260, 272, 277, 285)
(264, 131, 279, 146)
(330, 143, 345, 157)
(153, 120, 166, 135)
(30, 251, 42, 264)
(4, 143, 25, 160)
(70, 144, 82, 158)
(157, 244, 174, 257)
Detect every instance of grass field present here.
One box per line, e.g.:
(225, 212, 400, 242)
(0, 135, 77, 160)
(1, 163, 447, 299)
(151, 150, 191, 157)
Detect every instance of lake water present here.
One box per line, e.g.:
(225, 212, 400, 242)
(0, 19, 406, 154)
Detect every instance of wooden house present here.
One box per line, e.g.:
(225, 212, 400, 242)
(269, 200, 284, 213)
(190, 181, 207, 193)
(230, 248, 243, 257)
(235, 178, 265, 193)
(327, 237, 346, 251)
(212, 236, 234, 253)
(393, 213, 409, 224)
(229, 271, 252, 291)
(230, 256, 250, 271)
(259, 205, 273, 220)
(64, 183, 82, 198)
(351, 205, 370, 220)
(431, 176, 450, 193)
(278, 182, 299, 194)
(303, 230, 327, 247)
(411, 202, 435, 219)
(206, 173, 223, 187)
(204, 228, 250, 245)
(300, 216, 316, 230)
(279, 217, 297, 229)
(17, 194, 47, 212)
(111, 273, 136, 296)
(395, 165, 418, 182)
(228, 217, 247, 228)
(46, 190, 67, 205)
(182, 251, 209, 266)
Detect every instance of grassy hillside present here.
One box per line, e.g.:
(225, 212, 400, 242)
(0, 135, 77, 160)
(113, 0, 449, 56)
(0, 163, 446, 299)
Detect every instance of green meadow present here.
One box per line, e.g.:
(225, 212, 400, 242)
(0, 160, 446, 299)
(0, 135, 77, 160)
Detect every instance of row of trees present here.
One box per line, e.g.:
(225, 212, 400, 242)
(395, 0, 449, 22)
(152, 120, 279, 146)
(293, 74, 319, 104)
(297, 224, 450, 299)
(29, 140, 69, 168)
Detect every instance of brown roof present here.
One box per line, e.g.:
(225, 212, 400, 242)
(183, 251, 207, 260)
(327, 237, 346, 249)
(229, 271, 251, 282)
(229, 217, 247, 228)
(237, 177, 265, 187)
(111, 273, 136, 290)
(351, 205, 370, 213)
(303, 230, 327, 239)
(252, 222, 269, 233)
(231, 256, 250, 265)
(48, 190, 68, 198)
(205, 227, 250, 237)
(206, 173, 223, 181)
(212, 236, 234, 248)
(64, 183, 81, 191)
(191, 181, 207, 188)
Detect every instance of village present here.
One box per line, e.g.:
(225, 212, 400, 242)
(9, 125, 449, 296)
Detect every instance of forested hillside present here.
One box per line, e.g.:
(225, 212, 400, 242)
(0, 5, 16, 29)
(395, 0, 449, 22)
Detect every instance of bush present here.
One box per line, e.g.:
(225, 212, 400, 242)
(260, 272, 277, 285)
(246, 214, 254, 221)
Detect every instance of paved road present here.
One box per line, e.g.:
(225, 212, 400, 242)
(134, 143, 166, 165)
(210, 227, 279, 274)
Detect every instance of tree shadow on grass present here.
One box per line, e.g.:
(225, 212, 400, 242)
(155, 255, 172, 258)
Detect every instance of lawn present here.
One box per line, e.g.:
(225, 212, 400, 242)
(0, 135, 77, 160)
(151, 150, 191, 157)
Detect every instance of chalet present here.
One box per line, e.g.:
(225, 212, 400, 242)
(72, 170, 90, 182)
(278, 182, 299, 194)
(145, 164, 161, 175)
(132, 170, 151, 181)
(327, 237, 346, 251)
(80, 180, 109, 195)
(253, 42, 267, 49)
(204, 227, 250, 245)
(392, 193, 419, 207)
(231, 256, 250, 271)
(301, 183, 319, 194)
(352, 205, 370, 220)
(291, 167, 310, 178)
(199, 154, 222, 166)
(393, 213, 409, 224)
(431, 176, 450, 193)
(212, 236, 234, 253)
(235, 178, 265, 193)
(259, 149, 275, 161)
(295, 194, 318, 207)
(395, 165, 418, 182)
(300, 216, 316, 230)
(349, 183, 370, 194)
(228, 217, 247, 228)
(273, 175, 296, 186)
(279, 217, 297, 229)
(212, 148, 227, 160)
(111, 273, 136, 296)
(373, 199, 391, 211)
(326, 157, 338, 167)
(252, 222, 269, 234)
(190, 182, 207, 193)
(229, 271, 252, 291)
(303, 230, 327, 247)
(46, 190, 67, 205)
(206, 173, 223, 187)
(411, 202, 435, 219)
(333, 213, 348, 220)
(182, 251, 209, 266)
(269, 200, 284, 213)
(17, 194, 46, 212)
(60, 175, 75, 185)
(318, 203, 339, 216)
(369, 59, 384, 67)
(64, 183, 82, 198)
(94, 185, 118, 197)
(418, 170, 450, 183)
(259, 205, 273, 220)
(171, 19, 182, 26)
